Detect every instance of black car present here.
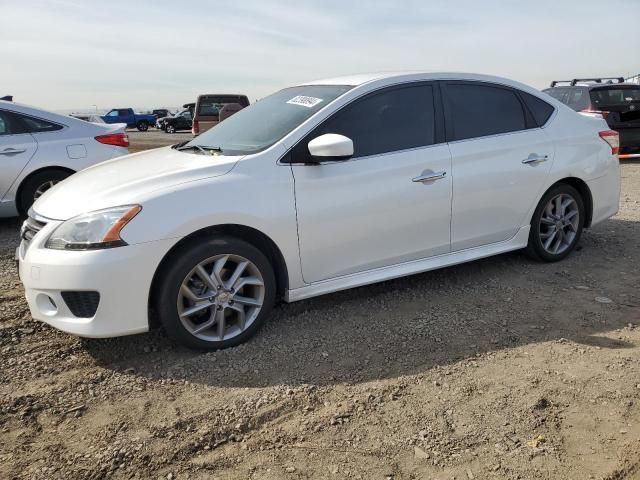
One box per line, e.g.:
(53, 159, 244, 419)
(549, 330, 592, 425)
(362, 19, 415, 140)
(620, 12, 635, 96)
(544, 77, 640, 158)
(152, 109, 170, 119)
(163, 109, 193, 133)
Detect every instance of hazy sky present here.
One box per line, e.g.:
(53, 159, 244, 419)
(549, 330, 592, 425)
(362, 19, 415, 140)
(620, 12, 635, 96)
(1, 0, 639, 111)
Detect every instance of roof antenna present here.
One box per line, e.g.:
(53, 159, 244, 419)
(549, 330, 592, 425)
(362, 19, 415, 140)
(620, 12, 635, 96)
(0, 95, 13, 101)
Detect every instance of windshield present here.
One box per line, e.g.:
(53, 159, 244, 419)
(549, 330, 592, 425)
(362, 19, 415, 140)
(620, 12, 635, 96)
(187, 85, 353, 155)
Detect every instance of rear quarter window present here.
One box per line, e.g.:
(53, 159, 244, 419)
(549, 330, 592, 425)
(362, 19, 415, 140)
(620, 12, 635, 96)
(521, 92, 555, 126)
(14, 113, 63, 133)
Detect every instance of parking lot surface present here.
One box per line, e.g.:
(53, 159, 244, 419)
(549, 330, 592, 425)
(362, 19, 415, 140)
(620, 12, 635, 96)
(1, 137, 639, 479)
(126, 128, 193, 153)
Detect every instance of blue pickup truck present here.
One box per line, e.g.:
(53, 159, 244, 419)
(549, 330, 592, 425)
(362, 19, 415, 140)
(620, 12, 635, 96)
(101, 108, 157, 131)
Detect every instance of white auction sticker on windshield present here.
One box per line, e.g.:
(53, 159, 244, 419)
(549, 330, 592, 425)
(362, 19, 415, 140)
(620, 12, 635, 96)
(287, 96, 323, 108)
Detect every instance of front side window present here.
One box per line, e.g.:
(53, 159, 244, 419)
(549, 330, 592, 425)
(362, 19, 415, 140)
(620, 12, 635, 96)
(106, 110, 119, 117)
(294, 84, 436, 160)
(189, 85, 353, 155)
(446, 83, 526, 141)
(17, 114, 63, 133)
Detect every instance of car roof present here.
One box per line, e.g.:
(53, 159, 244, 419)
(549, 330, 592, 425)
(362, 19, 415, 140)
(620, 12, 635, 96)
(301, 71, 544, 96)
(0, 100, 111, 130)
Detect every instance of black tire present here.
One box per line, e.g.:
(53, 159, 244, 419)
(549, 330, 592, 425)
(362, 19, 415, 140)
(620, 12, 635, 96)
(136, 121, 149, 132)
(18, 169, 72, 216)
(525, 183, 585, 262)
(166, 124, 176, 134)
(155, 236, 276, 351)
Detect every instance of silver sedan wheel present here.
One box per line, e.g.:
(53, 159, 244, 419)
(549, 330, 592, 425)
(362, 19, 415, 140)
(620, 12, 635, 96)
(34, 180, 60, 200)
(539, 193, 580, 255)
(177, 254, 265, 342)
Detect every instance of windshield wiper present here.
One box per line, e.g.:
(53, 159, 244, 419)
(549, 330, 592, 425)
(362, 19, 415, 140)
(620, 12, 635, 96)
(174, 144, 223, 155)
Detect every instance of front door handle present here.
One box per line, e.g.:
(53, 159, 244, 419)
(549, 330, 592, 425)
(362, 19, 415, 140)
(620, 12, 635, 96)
(522, 154, 548, 165)
(412, 171, 447, 183)
(0, 148, 27, 156)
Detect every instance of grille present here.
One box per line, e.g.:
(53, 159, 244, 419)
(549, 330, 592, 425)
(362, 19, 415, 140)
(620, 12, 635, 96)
(61, 291, 100, 318)
(20, 214, 47, 252)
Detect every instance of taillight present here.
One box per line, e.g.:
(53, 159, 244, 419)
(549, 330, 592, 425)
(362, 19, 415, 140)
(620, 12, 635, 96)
(580, 109, 610, 119)
(599, 130, 619, 155)
(95, 133, 129, 148)
(192, 120, 199, 135)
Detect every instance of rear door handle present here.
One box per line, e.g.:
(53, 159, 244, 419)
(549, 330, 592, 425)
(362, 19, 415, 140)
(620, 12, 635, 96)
(412, 171, 447, 183)
(0, 148, 27, 156)
(522, 154, 548, 165)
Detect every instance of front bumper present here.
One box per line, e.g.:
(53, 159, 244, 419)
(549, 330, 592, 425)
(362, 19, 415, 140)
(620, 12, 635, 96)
(18, 222, 176, 338)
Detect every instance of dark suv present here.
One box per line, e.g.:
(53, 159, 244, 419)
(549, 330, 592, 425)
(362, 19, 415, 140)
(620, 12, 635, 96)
(544, 77, 640, 158)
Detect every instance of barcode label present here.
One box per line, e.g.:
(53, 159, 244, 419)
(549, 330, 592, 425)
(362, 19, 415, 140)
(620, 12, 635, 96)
(287, 96, 324, 108)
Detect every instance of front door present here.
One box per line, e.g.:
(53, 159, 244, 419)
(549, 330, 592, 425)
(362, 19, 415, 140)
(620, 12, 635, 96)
(290, 82, 452, 283)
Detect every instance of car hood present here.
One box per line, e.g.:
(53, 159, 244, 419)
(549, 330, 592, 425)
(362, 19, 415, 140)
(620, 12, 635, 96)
(33, 146, 243, 220)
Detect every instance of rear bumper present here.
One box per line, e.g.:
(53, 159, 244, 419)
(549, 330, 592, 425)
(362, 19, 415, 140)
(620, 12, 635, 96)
(588, 156, 621, 226)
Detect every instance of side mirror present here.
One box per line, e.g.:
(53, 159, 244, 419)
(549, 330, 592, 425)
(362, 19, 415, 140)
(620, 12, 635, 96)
(307, 134, 353, 161)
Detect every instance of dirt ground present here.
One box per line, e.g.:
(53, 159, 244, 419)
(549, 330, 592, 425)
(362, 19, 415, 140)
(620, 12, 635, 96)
(1, 136, 640, 479)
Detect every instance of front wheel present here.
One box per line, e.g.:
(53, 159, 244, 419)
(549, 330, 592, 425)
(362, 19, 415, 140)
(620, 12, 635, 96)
(166, 124, 176, 134)
(18, 169, 72, 216)
(136, 121, 149, 131)
(155, 236, 276, 351)
(526, 184, 585, 262)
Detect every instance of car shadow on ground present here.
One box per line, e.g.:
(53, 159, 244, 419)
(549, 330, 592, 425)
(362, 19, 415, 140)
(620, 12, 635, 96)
(76, 216, 640, 389)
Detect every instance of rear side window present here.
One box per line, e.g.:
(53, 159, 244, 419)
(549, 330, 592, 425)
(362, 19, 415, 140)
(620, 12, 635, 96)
(302, 84, 436, 159)
(0, 110, 26, 135)
(521, 92, 555, 126)
(17, 114, 63, 133)
(446, 83, 526, 141)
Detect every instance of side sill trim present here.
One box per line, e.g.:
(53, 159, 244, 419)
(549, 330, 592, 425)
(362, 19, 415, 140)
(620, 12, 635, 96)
(284, 226, 530, 302)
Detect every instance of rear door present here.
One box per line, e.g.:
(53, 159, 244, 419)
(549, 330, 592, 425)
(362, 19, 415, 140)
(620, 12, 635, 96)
(0, 109, 37, 200)
(442, 81, 555, 251)
(590, 86, 640, 154)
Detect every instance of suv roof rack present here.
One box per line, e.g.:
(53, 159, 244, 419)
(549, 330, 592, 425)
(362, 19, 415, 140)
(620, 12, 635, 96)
(550, 77, 625, 87)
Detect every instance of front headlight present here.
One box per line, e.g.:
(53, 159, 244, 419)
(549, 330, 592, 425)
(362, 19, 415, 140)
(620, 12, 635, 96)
(45, 205, 142, 250)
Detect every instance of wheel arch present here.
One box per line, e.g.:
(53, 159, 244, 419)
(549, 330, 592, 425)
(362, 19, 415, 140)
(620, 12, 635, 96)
(148, 224, 289, 329)
(548, 177, 593, 227)
(15, 166, 76, 215)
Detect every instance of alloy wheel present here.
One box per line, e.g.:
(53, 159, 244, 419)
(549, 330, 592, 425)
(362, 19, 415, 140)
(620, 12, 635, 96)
(177, 254, 265, 342)
(539, 193, 580, 255)
(34, 180, 60, 200)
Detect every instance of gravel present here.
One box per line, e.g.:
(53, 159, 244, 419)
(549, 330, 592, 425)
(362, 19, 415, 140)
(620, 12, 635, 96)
(1, 139, 640, 479)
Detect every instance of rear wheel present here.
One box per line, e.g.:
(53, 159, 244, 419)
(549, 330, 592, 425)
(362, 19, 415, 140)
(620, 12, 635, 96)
(155, 236, 276, 351)
(526, 184, 585, 262)
(137, 121, 149, 131)
(18, 169, 72, 216)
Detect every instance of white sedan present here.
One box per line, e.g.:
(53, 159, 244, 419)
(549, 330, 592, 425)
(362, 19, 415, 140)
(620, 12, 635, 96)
(18, 72, 620, 351)
(0, 100, 129, 217)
